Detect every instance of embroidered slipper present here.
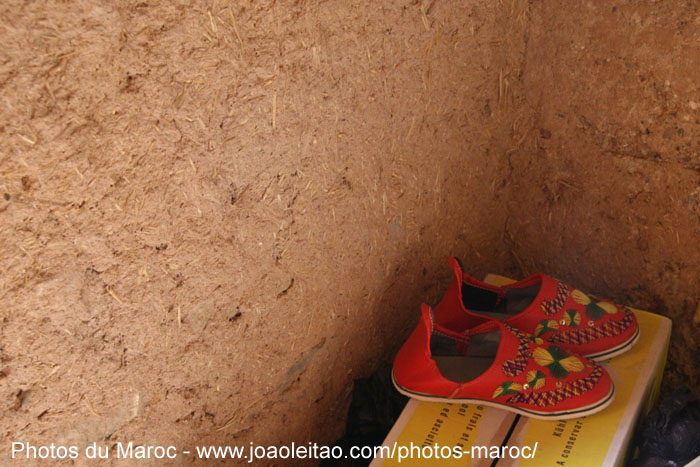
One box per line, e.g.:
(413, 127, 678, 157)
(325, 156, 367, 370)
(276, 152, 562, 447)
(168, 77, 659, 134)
(433, 258, 639, 361)
(392, 304, 615, 420)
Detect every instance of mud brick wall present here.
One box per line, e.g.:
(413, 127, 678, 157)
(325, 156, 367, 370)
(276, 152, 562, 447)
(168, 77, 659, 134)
(0, 0, 524, 454)
(505, 0, 700, 391)
(0, 0, 697, 459)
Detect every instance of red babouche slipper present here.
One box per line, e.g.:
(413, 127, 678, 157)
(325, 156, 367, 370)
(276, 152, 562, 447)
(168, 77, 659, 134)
(392, 304, 615, 420)
(433, 258, 640, 361)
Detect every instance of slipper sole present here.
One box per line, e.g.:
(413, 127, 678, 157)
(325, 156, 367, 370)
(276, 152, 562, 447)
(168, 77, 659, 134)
(586, 324, 640, 362)
(391, 371, 615, 421)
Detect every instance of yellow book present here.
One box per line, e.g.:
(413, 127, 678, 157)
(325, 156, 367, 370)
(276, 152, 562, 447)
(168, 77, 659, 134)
(372, 274, 672, 467)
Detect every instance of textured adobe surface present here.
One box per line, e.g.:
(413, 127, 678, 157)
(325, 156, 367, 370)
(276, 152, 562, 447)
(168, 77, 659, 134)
(1, 0, 698, 463)
(0, 0, 524, 461)
(506, 0, 700, 392)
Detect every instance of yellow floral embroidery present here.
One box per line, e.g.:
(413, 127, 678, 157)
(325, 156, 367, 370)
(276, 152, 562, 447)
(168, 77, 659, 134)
(534, 319, 559, 336)
(571, 289, 591, 305)
(526, 370, 546, 390)
(533, 347, 554, 367)
(560, 356, 584, 373)
(533, 345, 584, 379)
(598, 301, 618, 314)
(492, 382, 523, 399)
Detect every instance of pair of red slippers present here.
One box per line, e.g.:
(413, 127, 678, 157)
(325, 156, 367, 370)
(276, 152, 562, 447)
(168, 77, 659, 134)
(392, 258, 640, 420)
